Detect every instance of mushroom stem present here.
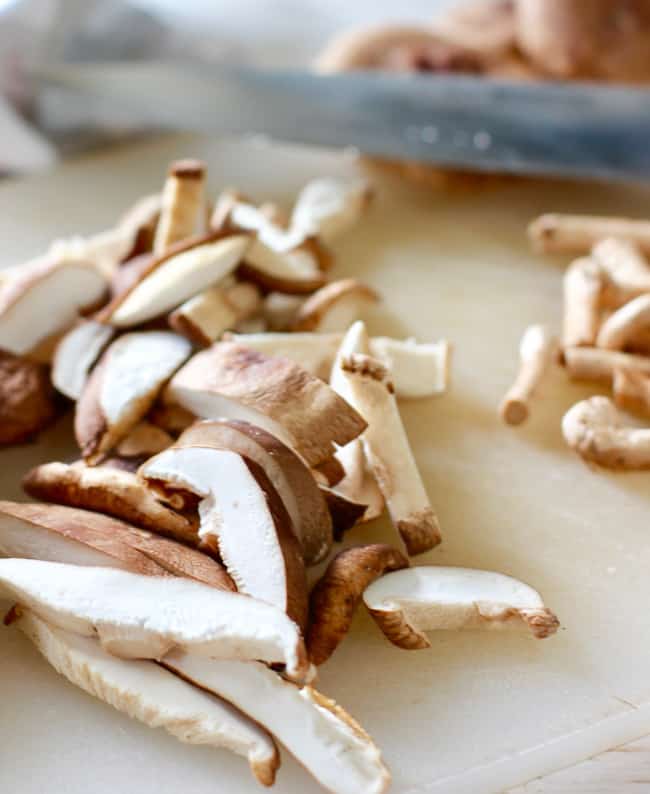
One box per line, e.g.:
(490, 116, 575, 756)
(563, 346, 650, 385)
(592, 237, 650, 304)
(153, 159, 206, 254)
(562, 257, 605, 347)
(596, 293, 650, 350)
(307, 544, 409, 665)
(528, 214, 650, 256)
(500, 324, 557, 425)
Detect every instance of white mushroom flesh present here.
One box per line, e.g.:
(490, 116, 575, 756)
(52, 321, 115, 400)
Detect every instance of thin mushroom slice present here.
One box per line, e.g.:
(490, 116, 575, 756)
(363, 567, 560, 649)
(319, 487, 367, 540)
(0, 501, 231, 590)
(0, 256, 107, 356)
(99, 233, 251, 328)
(75, 331, 191, 462)
(0, 351, 59, 447)
(164, 341, 366, 467)
(292, 279, 380, 333)
(114, 421, 174, 458)
(307, 545, 409, 666)
(0, 559, 309, 679)
(562, 395, 650, 469)
(175, 420, 333, 566)
(239, 238, 327, 295)
(23, 461, 200, 548)
(163, 654, 391, 794)
(169, 281, 261, 346)
(332, 440, 385, 524)
(140, 446, 308, 629)
(332, 323, 440, 554)
(51, 320, 115, 400)
(153, 159, 206, 254)
(290, 178, 373, 243)
(16, 611, 279, 787)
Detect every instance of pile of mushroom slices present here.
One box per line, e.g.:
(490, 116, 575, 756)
(0, 159, 559, 794)
(501, 212, 650, 472)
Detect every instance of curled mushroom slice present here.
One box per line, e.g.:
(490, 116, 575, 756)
(175, 420, 333, 566)
(169, 280, 261, 346)
(16, 611, 279, 787)
(0, 501, 230, 590)
(370, 336, 451, 399)
(332, 324, 440, 555)
(153, 159, 206, 254)
(562, 395, 650, 469)
(239, 238, 327, 295)
(563, 346, 650, 386)
(51, 320, 115, 400)
(226, 331, 343, 379)
(99, 233, 251, 328)
(163, 654, 391, 794)
(332, 440, 384, 524)
(292, 279, 380, 333)
(364, 566, 559, 649)
(290, 178, 373, 243)
(0, 256, 107, 356)
(562, 257, 605, 347)
(307, 545, 409, 665)
(0, 351, 59, 447)
(528, 214, 650, 256)
(0, 559, 309, 679)
(75, 331, 191, 462)
(164, 341, 366, 468)
(500, 325, 558, 426)
(141, 446, 308, 629)
(23, 461, 200, 547)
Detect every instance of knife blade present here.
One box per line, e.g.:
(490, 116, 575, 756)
(33, 60, 650, 182)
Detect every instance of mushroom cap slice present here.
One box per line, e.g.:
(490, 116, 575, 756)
(239, 238, 327, 295)
(0, 559, 308, 679)
(0, 256, 107, 356)
(332, 440, 385, 524)
(140, 446, 308, 629)
(307, 544, 409, 665)
(319, 487, 368, 540)
(51, 320, 115, 400)
(363, 567, 560, 648)
(100, 233, 250, 328)
(0, 351, 59, 447)
(75, 331, 191, 462)
(164, 341, 366, 467)
(292, 279, 380, 333)
(163, 654, 391, 794)
(0, 501, 232, 590)
(175, 420, 333, 565)
(17, 611, 279, 787)
(23, 461, 199, 547)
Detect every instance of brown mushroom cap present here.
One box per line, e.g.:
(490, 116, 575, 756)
(0, 351, 59, 446)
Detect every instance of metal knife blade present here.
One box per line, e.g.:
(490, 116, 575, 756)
(33, 60, 650, 182)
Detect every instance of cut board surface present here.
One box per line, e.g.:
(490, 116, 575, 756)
(1, 136, 650, 794)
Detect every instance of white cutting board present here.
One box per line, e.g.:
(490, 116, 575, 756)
(2, 136, 650, 794)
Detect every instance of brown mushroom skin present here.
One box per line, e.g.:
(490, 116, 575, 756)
(306, 544, 409, 665)
(0, 351, 59, 446)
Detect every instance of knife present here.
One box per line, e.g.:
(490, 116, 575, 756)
(33, 60, 650, 183)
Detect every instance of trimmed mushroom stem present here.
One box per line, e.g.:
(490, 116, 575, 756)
(307, 544, 409, 665)
(563, 346, 650, 385)
(613, 367, 650, 418)
(153, 159, 206, 254)
(500, 324, 557, 425)
(562, 257, 605, 347)
(528, 214, 650, 256)
(562, 395, 650, 469)
(596, 293, 650, 351)
(15, 611, 280, 787)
